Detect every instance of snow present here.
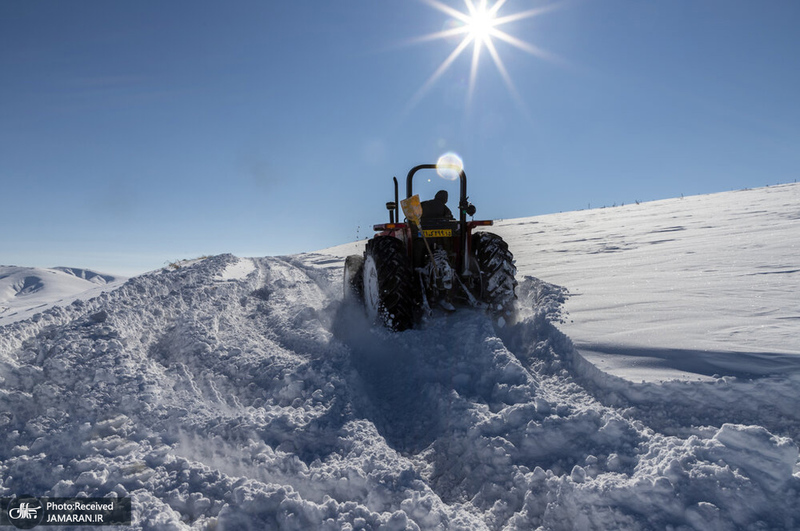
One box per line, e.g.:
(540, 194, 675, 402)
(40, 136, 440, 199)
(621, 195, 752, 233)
(1, 183, 799, 530)
(493, 183, 800, 382)
(216, 258, 257, 282)
(0, 266, 126, 326)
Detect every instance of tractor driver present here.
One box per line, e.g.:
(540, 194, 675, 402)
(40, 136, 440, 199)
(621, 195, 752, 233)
(421, 190, 454, 220)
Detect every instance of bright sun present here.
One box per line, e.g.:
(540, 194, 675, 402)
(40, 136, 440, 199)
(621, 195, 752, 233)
(410, 0, 557, 110)
(466, 3, 496, 43)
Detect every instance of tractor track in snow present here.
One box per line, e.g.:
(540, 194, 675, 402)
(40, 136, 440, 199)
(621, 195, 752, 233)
(332, 265, 800, 529)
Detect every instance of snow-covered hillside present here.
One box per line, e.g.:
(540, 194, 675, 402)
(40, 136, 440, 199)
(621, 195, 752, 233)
(0, 266, 126, 326)
(1, 184, 799, 530)
(496, 183, 800, 383)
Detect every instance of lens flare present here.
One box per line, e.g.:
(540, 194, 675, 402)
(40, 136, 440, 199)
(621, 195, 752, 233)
(436, 152, 463, 181)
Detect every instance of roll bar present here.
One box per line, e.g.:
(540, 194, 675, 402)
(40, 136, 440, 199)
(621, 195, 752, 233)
(405, 163, 467, 204)
(405, 163, 471, 275)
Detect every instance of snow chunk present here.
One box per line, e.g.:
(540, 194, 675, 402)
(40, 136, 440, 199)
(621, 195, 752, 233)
(710, 423, 798, 490)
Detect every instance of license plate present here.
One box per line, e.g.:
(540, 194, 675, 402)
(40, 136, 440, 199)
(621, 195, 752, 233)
(423, 229, 452, 238)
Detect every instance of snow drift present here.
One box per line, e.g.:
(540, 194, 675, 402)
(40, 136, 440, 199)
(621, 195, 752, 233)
(1, 184, 800, 530)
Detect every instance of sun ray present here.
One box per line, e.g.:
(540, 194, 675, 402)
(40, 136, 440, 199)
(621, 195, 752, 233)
(408, 25, 470, 46)
(484, 37, 530, 116)
(490, 28, 560, 62)
(406, 34, 475, 112)
(463, 0, 481, 18)
(467, 37, 483, 105)
(422, 0, 473, 24)
(487, 0, 509, 17)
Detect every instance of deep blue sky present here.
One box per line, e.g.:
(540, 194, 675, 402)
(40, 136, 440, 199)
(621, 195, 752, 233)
(2, 0, 799, 275)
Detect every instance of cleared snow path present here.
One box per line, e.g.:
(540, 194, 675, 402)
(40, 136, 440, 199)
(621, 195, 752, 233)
(1, 253, 799, 529)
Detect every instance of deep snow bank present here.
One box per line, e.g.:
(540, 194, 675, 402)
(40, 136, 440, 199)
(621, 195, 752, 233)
(1, 254, 799, 530)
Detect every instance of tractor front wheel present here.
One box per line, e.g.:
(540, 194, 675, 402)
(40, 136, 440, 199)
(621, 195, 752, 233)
(363, 236, 415, 331)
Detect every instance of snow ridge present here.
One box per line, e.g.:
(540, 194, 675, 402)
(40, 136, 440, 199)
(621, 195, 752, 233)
(0, 252, 798, 529)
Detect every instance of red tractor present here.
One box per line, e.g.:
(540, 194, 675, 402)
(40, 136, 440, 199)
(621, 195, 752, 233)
(344, 163, 517, 331)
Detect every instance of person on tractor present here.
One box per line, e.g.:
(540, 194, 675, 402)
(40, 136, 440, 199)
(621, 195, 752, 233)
(421, 190, 454, 220)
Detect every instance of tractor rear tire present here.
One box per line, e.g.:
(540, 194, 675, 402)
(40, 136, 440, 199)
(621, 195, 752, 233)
(363, 236, 415, 331)
(473, 232, 517, 323)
